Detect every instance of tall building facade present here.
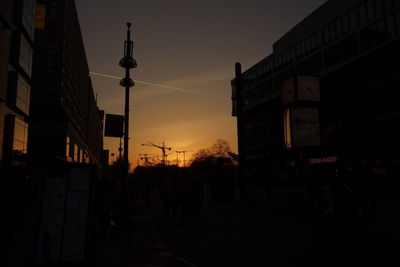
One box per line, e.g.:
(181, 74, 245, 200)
(30, 0, 103, 166)
(0, 0, 36, 168)
(233, 0, 400, 193)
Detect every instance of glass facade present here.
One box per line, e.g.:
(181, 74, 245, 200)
(13, 117, 28, 155)
(22, 0, 36, 39)
(19, 34, 33, 76)
(16, 75, 30, 115)
(235, 0, 399, 117)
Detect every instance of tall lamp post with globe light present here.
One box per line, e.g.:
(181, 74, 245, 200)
(119, 22, 137, 174)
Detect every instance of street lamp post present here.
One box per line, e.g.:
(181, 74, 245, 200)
(119, 22, 137, 174)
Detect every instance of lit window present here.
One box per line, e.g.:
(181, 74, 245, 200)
(74, 144, 78, 162)
(66, 136, 71, 160)
(13, 117, 28, 155)
(284, 109, 292, 149)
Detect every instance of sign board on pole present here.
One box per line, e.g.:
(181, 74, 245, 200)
(104, 114, 124, 137)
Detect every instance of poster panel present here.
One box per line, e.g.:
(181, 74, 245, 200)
(292, 108, 320, 146)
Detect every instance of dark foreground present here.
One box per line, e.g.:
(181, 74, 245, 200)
(94, 190, 400, 267)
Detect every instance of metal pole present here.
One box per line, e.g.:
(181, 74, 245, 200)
(124, 69, 129, 172)
(119, 22, 137, 174)
(119, 137, 122, 163)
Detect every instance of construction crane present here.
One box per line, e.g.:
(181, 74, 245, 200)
(141, 141, 172, 166)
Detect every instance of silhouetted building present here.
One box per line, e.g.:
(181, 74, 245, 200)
(0, 0, 36, 169)
(233, 0, 400, 198)
(30, 0, 103, 166)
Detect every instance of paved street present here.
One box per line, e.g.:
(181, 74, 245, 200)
(95, 195, 311, 267)
(94, 190, 400, 267)
(158, 202, 310, 267)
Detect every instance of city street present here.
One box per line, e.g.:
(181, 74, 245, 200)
(95, 192, 311, 267)
(94, 187, 400, 267)
(158, 202, 310, 267)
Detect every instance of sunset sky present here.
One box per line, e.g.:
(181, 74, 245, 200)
(75, 0, 327, 168)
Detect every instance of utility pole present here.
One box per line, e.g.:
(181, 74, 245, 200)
(119, 22, 137, 174)
(142, 142, 172, 166)
(176, 150, 190, 167)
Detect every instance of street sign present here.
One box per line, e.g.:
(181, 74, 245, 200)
(104, 114, 124, 137)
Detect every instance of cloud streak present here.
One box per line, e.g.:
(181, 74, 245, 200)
(89, 72, 229, 99)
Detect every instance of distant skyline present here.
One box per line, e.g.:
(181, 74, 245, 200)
(75, 0, 327, 168)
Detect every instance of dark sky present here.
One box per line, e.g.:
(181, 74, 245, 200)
(75, 0, 327, 167)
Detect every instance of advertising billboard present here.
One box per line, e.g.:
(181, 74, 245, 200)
(292, 108, 320, 146)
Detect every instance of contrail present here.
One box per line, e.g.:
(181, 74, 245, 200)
(89, 72, 229, 99)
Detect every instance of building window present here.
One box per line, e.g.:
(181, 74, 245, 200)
(13, 117, 28, 155)
(343, 13, 350, 33)
(79, 149, 83, 163)
(284, 109, 292, 149)
(66, 136, 73, 161)
(19, 34, 33, 76)
(316, 31, 322, 47)
(359, 2, 367, 25)
(323, 25, 330, 43)
(16, 75, 30, 115)
(74, 144, 78, 162)
(336, 18, 343, 36)
(366, 0, 376, 21)
(84, 151, 89, 164)
(396, 12, 400, 36)
(384, 0, 394, 12)
(22, 0, 36, 39)
(330, 22, 336, 40)
(350, 9, 358, 30)
(386, 15, 396, 38)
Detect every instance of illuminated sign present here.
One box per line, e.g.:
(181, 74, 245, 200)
(309, 156, 337, 164)
(292, 108, 320, 146)
(35, 4, 46, 29)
